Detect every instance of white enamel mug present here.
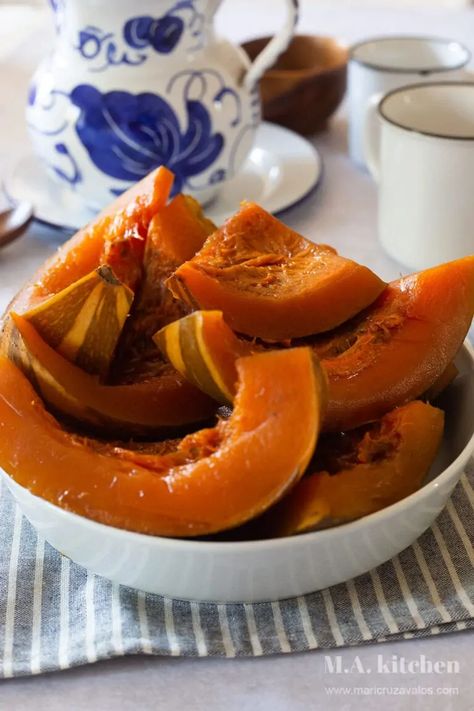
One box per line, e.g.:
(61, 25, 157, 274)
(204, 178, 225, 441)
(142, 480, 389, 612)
(365, 82, 474, 270)
(348, 36, 471, 169)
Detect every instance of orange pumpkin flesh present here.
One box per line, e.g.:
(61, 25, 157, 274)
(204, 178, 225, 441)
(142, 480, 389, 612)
(157, 255, 474, 431)
(0, 175, 467, 540)
(167, 202, 386, 340)
(2, 171, 218, 433)
(112, 193, 215, 385)
(0, 347, 326, 536)
(315, 256, 474, 430)
(148, 194, 216, 264)
(1, 166, 173, 355)
(265, 401, 444, 536)
(12, 166, 174, 310)
(10, 314, 215, 434)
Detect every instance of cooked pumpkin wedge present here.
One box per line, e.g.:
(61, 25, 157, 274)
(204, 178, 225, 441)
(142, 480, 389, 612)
(14, 165, 174, 310)
(1, 166, 173, 361)
(0, 347, 326, 537)
(159, 257, 474, 431)
(167, 202, 385, 340)
(264, 401, 444, 536)
(154, 310, 253, 404)
(111, 193, 216, 384)
(10, 314, 215, 435)
(20, 266, 134, 378)
(147, 194, 216, 265)
(2, 169, 219, 433)
(314, 256, 474, 430)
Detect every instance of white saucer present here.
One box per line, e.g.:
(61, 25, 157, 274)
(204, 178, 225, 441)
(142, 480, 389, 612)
(5, 122, 322, 232)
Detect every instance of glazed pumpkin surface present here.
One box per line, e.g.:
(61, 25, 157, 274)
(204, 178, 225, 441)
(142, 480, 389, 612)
(157, 254, 474, 431)
(10, 165, 174, 310)
(110, 193, 214, 385)
(0, 178, 469, 540)
(424, 362, 459, 402)
(314, 256, 474, 431)
(3, 169, 217, 433)
(0, 348, 326, 536)
(148, 193, 216, 265)
(265, 401, 444, 536)
(167, 202, 385, 340)
(10, 314, 214, 434)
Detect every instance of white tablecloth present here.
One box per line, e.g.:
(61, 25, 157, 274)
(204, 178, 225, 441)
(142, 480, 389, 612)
(1, 2, 473, 708)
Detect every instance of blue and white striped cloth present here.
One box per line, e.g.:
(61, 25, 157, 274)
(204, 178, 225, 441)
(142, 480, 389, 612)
(0, 465, 473, 678)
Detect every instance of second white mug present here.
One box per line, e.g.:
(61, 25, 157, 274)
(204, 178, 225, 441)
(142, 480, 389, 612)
(364, 82, 474, 270)
(348, 35, 471, 169)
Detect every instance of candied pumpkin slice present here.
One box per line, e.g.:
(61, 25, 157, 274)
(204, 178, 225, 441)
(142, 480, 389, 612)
(167, 202, 385, 340)
(1, 169, 219, 433)
(154, 310, 253, 404)
(1, 165, 173, 360)
(0, 347, 326, 537)
(9, 314, 215, 434)
(158, 255, 473, 430)
(315, 256, 474, 431)
(15, 165, 174, 310)
(20, 266, 134, 378)
(148, 194, 216, 264)
(265, 401, 444, 536)
(109, 193, 217, 386)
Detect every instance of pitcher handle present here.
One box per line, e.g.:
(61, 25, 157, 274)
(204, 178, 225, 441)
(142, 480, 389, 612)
(243, 0, 299, 90)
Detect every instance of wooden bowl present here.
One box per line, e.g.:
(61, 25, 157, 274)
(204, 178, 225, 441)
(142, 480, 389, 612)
(243, 35, 348, 136)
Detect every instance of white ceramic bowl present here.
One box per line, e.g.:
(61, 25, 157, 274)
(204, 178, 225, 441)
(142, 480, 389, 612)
(2, 343, 474, 603)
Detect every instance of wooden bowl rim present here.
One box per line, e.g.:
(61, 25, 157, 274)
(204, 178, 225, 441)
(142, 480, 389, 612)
(242, 34, 349, 80)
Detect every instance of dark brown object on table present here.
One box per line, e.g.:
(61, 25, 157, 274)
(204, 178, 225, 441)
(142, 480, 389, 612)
(242, 35, 348, 136)
(0, 200, 33, 248)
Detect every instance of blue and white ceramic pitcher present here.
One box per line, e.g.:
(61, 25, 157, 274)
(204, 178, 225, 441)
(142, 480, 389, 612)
(27, 0, 298, 209)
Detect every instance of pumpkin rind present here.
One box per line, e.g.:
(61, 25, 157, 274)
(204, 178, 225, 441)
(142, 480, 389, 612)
(1, 168, 219, 433)
(10, 314, 215, 434)
(154, 310, 252, 404)
(0, 166, 173, 356)
(0, 347, 326, 537)
(19, 266, 134, 378)
(167, 202, 386, 340)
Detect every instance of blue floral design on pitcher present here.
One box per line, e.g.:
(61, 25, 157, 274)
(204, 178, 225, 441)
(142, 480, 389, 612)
(123, 15, 185, 54)
(123, 2, 204, 54)
(70, 84, 224, 194)
(75, 26, 147, 71)
(75, 2, 204, 71)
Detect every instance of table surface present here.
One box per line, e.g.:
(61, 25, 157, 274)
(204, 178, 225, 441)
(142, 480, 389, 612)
(1, 2, 473, 708)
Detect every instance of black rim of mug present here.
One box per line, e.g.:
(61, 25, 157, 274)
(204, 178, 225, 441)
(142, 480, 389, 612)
(378, 81, 474, 140)
(349, 35, 471, 75)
